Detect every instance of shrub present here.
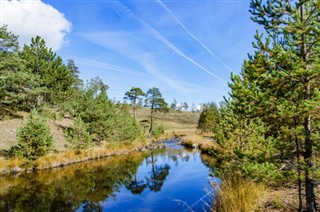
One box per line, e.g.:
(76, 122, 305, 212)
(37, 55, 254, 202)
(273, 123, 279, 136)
(65, 116, 93, 150)
(241, 162, 282, 183)
(9, 110, 54, 160)
(151, 125, 165, 138)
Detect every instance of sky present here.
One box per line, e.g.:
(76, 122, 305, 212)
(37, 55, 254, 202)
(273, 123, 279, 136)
(2, 0, 259, 106)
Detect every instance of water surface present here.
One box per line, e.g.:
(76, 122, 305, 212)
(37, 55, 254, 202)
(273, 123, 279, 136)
(0, 141, 219, 211)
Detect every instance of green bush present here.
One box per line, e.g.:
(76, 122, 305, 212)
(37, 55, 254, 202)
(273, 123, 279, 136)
(9, 110, 54, 160)
(59, 78, 144, 144)
(151, 125, 165, 138)
(65, 116, 93, 150)
(241, 162, 282, 183)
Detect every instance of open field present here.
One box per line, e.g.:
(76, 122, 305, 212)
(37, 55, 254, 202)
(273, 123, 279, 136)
(134, 107, 199, 132)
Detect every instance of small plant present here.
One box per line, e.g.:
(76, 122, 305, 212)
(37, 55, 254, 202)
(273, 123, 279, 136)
(9, 110, 54, 160)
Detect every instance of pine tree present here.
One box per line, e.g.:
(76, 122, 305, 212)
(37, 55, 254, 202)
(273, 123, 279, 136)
(223, 1, 320, 210)
(145, 87, 168, 133)
(124, 87, 145, 120)
(20, 36, 73, 104)
(66, 59, 83, 90)
(12, 110, 54, 160)
(197, 102, 219, 133)
(65, 116, 92, 150)
(0, 26, 43, 113)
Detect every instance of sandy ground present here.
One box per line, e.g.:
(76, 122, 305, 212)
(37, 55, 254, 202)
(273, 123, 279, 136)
(0, 114, 71, 151)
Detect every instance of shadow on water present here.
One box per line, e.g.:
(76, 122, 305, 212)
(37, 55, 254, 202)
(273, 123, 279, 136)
(0, 140, 220, 212)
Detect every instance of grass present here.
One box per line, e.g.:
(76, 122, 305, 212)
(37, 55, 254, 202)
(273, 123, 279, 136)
(180, 133, 223, 155)
(0, 107, 199, 174)
(135, 107, 199, 132)
(0, 140, 147, 173)
(0, 107, 199, 151)
(212, 175, 265, 212)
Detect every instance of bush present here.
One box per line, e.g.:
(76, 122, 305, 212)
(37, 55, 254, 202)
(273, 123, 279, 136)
(9, 110, 54, 160)
(65, 116, 93, 150)
(151, 125, 165, 138)
(241, 162, 282, 183)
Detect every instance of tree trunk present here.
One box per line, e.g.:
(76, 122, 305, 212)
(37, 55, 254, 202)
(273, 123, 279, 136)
(299, 3, 316, 211)
(304, 114, 316, 211)
(133, 98, 136, 120)
(294, 117, 303, 212)
(149, 108, 154, 134)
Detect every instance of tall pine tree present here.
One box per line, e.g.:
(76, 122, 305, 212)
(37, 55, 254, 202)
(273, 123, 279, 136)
(218, 1, 320, 210)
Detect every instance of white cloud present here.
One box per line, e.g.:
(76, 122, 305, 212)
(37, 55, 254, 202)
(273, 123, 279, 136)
(2, 0, 71, 51)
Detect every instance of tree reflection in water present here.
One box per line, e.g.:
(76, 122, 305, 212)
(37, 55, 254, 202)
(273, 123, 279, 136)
(0, 152, 147, 212)
(145, 152, 170, 192)
(0, 143, 217, 212)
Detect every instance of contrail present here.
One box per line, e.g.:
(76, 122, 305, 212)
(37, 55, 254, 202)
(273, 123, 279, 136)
(156, 0, 233, 73)
(114, 1, 226, 83)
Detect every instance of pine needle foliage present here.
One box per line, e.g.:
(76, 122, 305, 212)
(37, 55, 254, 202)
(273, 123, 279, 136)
(212, 1, 320, 210)
(65, 116, 93, 150)
(10, 110, 54, 160)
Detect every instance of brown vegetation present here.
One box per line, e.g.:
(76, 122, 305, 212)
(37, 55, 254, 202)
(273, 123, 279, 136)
(212, 176, 265, 212)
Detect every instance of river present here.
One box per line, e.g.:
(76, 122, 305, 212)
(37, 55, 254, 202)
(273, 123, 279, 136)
(0, 140, 219, 212)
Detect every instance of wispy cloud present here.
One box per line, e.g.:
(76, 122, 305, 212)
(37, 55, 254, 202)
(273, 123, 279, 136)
(156, 0, 233, 73)
(79, 31, 215, 95)
(113, 1, 227, 84)
(74, 57, 149, 79)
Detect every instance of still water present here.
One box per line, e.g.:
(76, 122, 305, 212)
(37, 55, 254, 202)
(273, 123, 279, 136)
(0, 140, 219, 212)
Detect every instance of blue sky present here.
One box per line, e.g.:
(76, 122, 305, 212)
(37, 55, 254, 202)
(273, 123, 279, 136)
(3, 0, 258, 106)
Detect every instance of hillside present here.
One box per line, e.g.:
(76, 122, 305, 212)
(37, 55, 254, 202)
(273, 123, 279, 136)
(134, 107, 199, 133)
(0, 108, 199, 151)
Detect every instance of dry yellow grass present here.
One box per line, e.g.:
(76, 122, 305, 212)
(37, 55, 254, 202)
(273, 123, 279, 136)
(0, 140, 147, 173)
(0, 156, 27, 173)
(135, 107, 199, 131)
(180, 133, 223, 155)
(33, 140, 147, 170)
(213, 176, 265, 212)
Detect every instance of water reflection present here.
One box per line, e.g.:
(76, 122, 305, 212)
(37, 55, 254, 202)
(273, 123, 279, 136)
(0, 152, 146, 212)
(0, 141, 218, 212)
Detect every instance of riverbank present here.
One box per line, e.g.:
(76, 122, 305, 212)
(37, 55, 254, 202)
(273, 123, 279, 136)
(179, 134, 315, 211)
(0, 138, 175, 175)
(0, 108, 198, 175)
(0, 140, 215, 211)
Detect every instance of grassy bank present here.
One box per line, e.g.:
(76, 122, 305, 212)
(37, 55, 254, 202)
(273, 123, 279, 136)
(180, 134, 312, 211)
(0, 108, 199, 174)
(0, 140, 147, 174)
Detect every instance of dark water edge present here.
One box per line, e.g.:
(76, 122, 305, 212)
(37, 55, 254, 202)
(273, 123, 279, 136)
(0, 140, 220, 212)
